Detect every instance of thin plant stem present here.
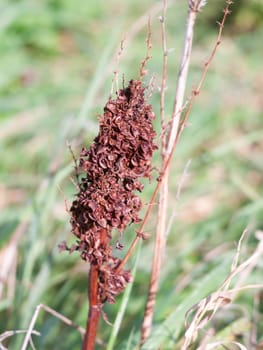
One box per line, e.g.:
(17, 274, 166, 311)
(82, 228, 107, 350)
(1, 330, 40, 350)
(139, 18, 152, 80)
(110, 39, 124, 96)
(141, 0, 200, 342)
(140, 0, 170, 342)
(116, 0, 233, 319)
(160, 0, 168, 137)
(82, 265, 100, 350)
(21, 303, 85, 350)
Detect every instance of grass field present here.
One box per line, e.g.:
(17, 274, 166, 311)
(0, 0, 263, 349)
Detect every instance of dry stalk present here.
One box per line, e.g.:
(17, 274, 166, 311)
(159, 0, 168, 137)
(141, 0, 207, 342)
(0, 330, 40, 350)
(116, 0, 233, 277)
(110, 39, 124, 96)
(21, 303, 85, 350)
(139, 18, 152, 80)
(140, 0, 170, 342)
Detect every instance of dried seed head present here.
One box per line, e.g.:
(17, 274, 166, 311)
(64, 80, 157, 303)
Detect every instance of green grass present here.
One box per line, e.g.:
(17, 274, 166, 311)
(0, 0, 262, 349)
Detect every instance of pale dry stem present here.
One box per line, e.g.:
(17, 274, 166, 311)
(111, 39, 125, 96)
(139, 18, 152, 80)
(168, 3, 198, 152)
(21, 303, 85, 350)
(159, 0, 168, 146)
(140, 0, 170, 341)
(141, 0, 200, 342)
(182, 230, 263, 350)
(0, 330, 40, 350)
(116, 0, 233, 280)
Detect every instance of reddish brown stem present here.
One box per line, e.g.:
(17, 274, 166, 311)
(83, 229, 107, 350)
(82, 264, 100, 350)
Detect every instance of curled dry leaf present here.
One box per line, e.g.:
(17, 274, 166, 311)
(183, 230, 263, 349)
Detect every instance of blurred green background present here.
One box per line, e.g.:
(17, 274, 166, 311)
(0, 0, 262, 349)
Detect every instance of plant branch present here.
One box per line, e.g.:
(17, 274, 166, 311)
(116, 0, 233, 310)
(139, 18, 152, 80)
(21, 303, 85, 350)
(140, 0, 170, 342)
(167, 2, 198, 154)
(159, 0, 168, 141)
(141, 0, 202, 342)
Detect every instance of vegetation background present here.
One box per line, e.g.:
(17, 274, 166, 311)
(0, 0, 262, 349)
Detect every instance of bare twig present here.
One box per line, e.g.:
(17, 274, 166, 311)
(139, 18, 152, 80)
(116, 0, 233, 277)
(0, 330, 40, 350)
(159, 0, 168, 139)
(21, 303, 85, 350)
(141, 0, 201, 342)
(168, 1, 200, 152)
(111, 39, 125, 96)
(140, 0, 170, 342)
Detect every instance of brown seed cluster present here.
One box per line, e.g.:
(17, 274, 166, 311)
(66, 79, 157, 303)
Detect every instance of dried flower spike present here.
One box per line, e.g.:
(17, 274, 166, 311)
(64, 79, 157, 303)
